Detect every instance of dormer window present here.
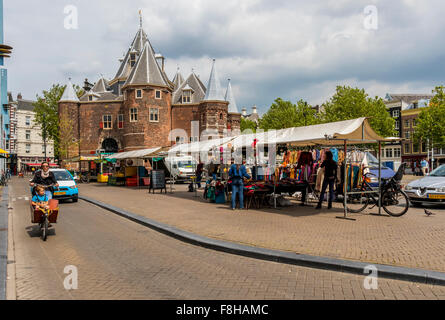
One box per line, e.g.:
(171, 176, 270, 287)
(130, 53, 136, 67)
(88, 95, 93, 101)
(182, 90, 192, 103)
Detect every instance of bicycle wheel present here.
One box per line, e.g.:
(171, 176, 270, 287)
(42, 218, 48, 241)
(382, 189, 410, 217)
(343, 189, 369, 213)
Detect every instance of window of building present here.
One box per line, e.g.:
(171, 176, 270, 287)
(404, 131, 410, 139)
(149, 108, 159, 122)
(404, 119, 410, 128)
(88, 95, 93, 102)
(102, 115, 112, 129)
(42, 145, 46, 154)
(118, 114, 124, 129)
(25, 116, 31, 126)
(394, 148, 401, 158)
(26, 130, 31, 140)
(413, 102, 418, 109)
(182, 90, 192, 103)
(412, 119, 417, 127)
(413, 143, 419, 153)
(385, 148, 393, 158)
(220, 113, 223, 120)
(130, 108, 138, 122)
(136, 89, 143, 99)
(175, 137, 185, 144)
(155, 90, 161, 99)
(5, 141, 9, 150)
(26, 144, 30, 153)
(394, 120, 399, 130)
(393, 110, 400, 118)
(421, 142, 427, 153)
(404, 143, 410, 154)
(130, 53, 136, 67)
(190, 136, 198, 142)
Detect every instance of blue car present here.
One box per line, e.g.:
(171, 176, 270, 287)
(50, 169, 79, 202)
(364, 152, 396, 187)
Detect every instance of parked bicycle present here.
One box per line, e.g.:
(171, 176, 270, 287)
(0, 173, 7, 186)
(74, 171, 90, 183)
(343, 163, 410, 217)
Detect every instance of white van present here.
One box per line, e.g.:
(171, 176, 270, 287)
(164, 156, 197, 180)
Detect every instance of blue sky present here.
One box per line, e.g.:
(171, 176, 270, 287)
(4, 0, 445, 114)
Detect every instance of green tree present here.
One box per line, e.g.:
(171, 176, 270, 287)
(240, 117, 258, 132)
(33, 84, 83, 159)
(321, 86, 396, 137)
(259, 98, 319, 130)
(413, 86, 445, 148)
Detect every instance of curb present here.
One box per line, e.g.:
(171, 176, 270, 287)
(0, 186, 9, 300)
(80, 195, 445, 286)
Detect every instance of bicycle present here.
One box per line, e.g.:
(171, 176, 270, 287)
(0, 173, 7, 186)
(343, 163, 410, 217)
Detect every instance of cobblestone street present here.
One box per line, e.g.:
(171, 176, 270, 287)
(5, 177, 445, 300)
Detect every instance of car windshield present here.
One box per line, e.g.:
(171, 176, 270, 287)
(177, 161, 193, 167)
(365, 152, 388, 169)
(52, 171, 73, 181)
(429, 165, 445, 177)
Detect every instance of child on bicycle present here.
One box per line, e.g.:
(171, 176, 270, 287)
(31, 186, 50, 210)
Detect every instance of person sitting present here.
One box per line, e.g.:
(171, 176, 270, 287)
(31, 186, 50, 210)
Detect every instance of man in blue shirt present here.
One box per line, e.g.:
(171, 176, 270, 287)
(421, 159, 428, 176)
(229, 162, 251, 210)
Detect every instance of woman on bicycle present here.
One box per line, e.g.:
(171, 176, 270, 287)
(316, 150, 337, 210)
(29, 162, 59, 200)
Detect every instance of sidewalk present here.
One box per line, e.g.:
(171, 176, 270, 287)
(78, 180, 445, 273)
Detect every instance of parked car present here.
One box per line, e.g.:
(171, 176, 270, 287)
(364, 152, 396, 187)
(405, 164, 445, 206)
(51, 169, 79, 202)
(164, 155, 197, 181)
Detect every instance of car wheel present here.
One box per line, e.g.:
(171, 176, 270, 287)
(72, 196, 78, 203)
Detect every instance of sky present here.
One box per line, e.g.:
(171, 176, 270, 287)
(3, 0, 445, 114)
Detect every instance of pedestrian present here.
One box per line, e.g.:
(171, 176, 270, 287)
(229, 162, 251, 210)
(316, 150, 337, 210)
(196, 162, 204, 188)
(415, 161, 421, 176)
(421, 159, 428, 176)
(212, 164, 220, 180)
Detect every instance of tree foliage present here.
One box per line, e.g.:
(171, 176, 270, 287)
(240, 117, 258, 133)
(33, 84, 83, 159)
(413, 85, 445, 147)
(259, 98, 320, 130)
(321, 86, 396, 137)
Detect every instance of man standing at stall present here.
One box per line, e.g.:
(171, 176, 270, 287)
(229, 161, 251, 210)
(316, 151, 337, 210)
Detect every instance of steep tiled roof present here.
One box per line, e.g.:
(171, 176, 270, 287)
(16, 99, 35, 111)
(113, 28, 148, 81)
(123, 41, 169, 87)
(172, 72, 207, 104)
(91, 77, 109, 93)
(172, 69, 184, 90)
(60, 79, 80, 102)
(386, 93, 434, 104)
(225, 80, 239, 113)
(203, 59, 225, 101)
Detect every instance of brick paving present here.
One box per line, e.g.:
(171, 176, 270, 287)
(7, 177, 445, 300)
(77, 177, 445, 273)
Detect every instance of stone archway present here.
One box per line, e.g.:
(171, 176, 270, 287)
(101, 138, 119, 153)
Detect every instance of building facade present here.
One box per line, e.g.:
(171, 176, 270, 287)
(9, 96, 55, 171)
(384, 93, 434, 171)
(58, 20, 241, 168)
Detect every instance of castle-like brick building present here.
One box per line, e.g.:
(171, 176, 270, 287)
(58, 19, 240, 163)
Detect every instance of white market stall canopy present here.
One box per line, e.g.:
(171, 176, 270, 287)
(107, 147, 162, 160)
(169, 118, 392, 153)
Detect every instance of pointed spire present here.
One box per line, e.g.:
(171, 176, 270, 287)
(225, 79, 239, 113)
(124, 41, 168, 87)
(203, 59, 224, 101)
(139, 9, 143, 28)
(91, 76, 109, 93)
(172, 68, 184, 90)
(60, 78, 79, 102)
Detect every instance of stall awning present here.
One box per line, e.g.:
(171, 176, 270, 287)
(168, 118, 390, 153)
(169, 136, 236, 154)
(25, 163, 59, 167)
(107, 147, 162, 160)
